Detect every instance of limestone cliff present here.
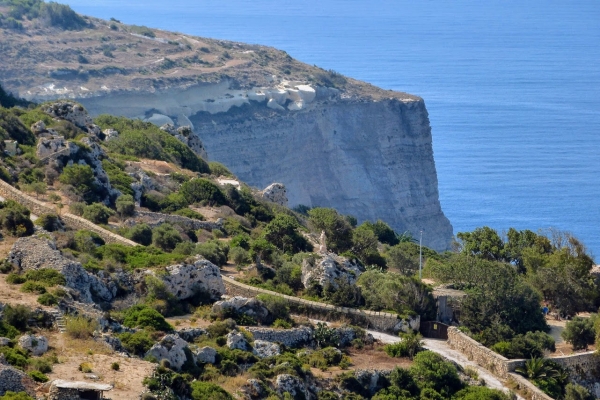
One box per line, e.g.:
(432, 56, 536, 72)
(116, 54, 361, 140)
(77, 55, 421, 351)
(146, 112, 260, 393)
(0, 11, 453, 250)
(74, 82, 452, 251)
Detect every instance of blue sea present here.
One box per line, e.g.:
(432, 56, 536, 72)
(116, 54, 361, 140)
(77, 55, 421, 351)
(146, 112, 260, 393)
(60, 0, 600, 258)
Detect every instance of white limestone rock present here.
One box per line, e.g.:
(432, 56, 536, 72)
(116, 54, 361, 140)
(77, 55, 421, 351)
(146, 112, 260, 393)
(301, 253, 364, 290)
(267, 98, 285, 111)
(252, 340, 281, 359)
(157, 257, 225, 301)
(212, 297, 269, 324)
(30, 120, 46, 135)
(145, 334, 189, 371)
(0, 338, 10, 347)
(18, 334, 48, 356)
(226, 331, 250, 351)
(43, 102, 93, 129)
(261, 183, 288, 207)
(102, 128, 119, 141)
(194, 346, 217, 364)
(35, 136, 71, 159)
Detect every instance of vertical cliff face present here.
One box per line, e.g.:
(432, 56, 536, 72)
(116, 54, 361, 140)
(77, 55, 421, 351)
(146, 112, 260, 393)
(189, 97, 453, 251)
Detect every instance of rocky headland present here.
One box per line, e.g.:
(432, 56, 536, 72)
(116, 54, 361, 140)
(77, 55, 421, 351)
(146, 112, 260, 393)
(0, 6, 453, 250)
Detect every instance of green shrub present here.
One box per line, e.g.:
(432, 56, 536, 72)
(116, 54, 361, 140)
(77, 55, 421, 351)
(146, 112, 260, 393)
(6, 273, 25, 284)
(122, 304, 173, 331)
(83, 203, 115, 224)
(24, 268, 65, 286)
(0, 346, 29, 368)
(127, 223, 153, 246)
(180, 178, 227, 206)
(208, 162, 233, 177)
(34, 214, 61, 232)
(102, 160, 134, 196)
(116, 194, 135, 218)
(0, 321, 19, 339)
(0, 200, 34, 237)
(491, 331, 555, 359)
(96, 115, 209, 173)
(190, 381, 233, 400)
(59, 164, 96, 198)
(37, 293, 58, 306)
(453, 386, 513, 400)
(3, 304, 30, 331)
(151, 224, 182, 252)
(172, 208, 204, 220)
(383, 332, 423, 359)
(65, 316, 97, 339)
(561, 317, 595, 351)
(69, 202, 86, 216)
(0, 391, 34, 400)
(206, 320, 235, 338)
(20, 281, 46, 294)
(78, 362, 93, 373)
(111, 362, 120, 371)
(119, 330, 155, 355)
(196, 239, 229, 266)
(256, 294, 290, 323)
(28, 370, 49, 382)
(74, 230, 105, 254)
(409, 351, 463, 397)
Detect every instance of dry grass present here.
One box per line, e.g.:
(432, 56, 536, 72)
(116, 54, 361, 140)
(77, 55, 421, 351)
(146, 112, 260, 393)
(205, 372, 251, 396)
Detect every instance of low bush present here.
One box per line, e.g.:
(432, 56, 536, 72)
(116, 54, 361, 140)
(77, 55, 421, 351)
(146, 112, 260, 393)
(384, 332, 424, 359)
(111, 362, 120, 371)
(65, 316, 98, 339)
(78, 362, 93, 373)
(491, 331, 555, 359)
(6, 273, 25, 284)
(122, 305, 173, 332)
(173, 208, 204, 220)
(20, 281, 46, 294)
(37, 293, 58, 306)
(152, 224, 182, 252)
(83, 203, 115, 224)
(34, 214, 61, 232)
(3, 305, 30, 331)
(127, 224, 153, 246)
(0, 392, 34, 400)
(561, 317, 595, 351)
(24, 268, 65, 286)
(196, 240, 229, 266)
(119, 330, 155, 356)
(28, 370, 49, 382)
(190, 381, 233, 400)
(256, 294, 290, 323)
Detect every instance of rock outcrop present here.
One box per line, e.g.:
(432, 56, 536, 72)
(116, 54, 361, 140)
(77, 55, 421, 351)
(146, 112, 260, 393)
(261, 183, 288, 207)
(154, 257, 225, 301)
(301, 253, 364, 290)
(0, 363, 36, 396)
(226, 330, 251, 351)
(8, 235, 116, 303)
(252, 340, 281, 359)
(212, 296, 270, 324)
(145, 334, 190, 371)
(194, 346, 217, 364)
(246, 326, 314, 348)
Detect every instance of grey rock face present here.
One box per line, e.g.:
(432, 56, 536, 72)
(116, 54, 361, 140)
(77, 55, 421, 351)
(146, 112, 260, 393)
(157, 257, 225, 301)
(261, 183, 288, 207)
(301, 253, 363, 290)
(354, 369, 391, 395)
(241, 378, 268, 399)
(226, 330, 250, 351)
(252, 340, 281, 359)
(176, 328, 207, 343)
(194, 346, 217, 364)
(8, 235, 116, 303)
(145, 334, 189, 371)
(0, 338, 10, 347)
(212, 296, 270, 324)
(0, 364, 36, 396)
(43, 101, 93, 129)
(18, 334, 48, 356)
(191, 98, 453, 251)
(275, 374, 314, 400)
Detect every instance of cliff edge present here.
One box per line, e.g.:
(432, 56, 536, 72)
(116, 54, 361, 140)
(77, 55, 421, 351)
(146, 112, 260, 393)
(0, 4, 453, 250)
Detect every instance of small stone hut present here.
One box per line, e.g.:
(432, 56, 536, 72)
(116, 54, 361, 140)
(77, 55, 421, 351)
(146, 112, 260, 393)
(432, 286, 466, 324)
(49, 380, 113, 400)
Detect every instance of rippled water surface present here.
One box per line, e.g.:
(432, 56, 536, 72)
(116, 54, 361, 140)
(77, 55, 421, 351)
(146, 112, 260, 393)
(61, 0, 600, 257)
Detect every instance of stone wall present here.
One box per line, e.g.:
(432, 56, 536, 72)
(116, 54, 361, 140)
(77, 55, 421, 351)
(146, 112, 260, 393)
(222, 276, 410, 333)
(550, 351, 600, 397)
(246, 326, 313, 348)
(507, 373, 554, 400)
(447, 327, 513, 379)
(0, 179, 138, 246)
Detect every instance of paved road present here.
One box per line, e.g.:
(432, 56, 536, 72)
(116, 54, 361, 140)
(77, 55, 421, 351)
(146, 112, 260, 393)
(368, 330, 522, 398)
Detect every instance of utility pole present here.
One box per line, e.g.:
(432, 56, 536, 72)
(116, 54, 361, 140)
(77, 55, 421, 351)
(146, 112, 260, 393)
(419, 230, 423, 280)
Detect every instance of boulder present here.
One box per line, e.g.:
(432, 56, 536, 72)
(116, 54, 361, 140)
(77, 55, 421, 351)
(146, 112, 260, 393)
(31, 120, 46, 134)
(226, 330, 250, 351)
(159, 123, 178, 135)
(145, 334, 190, 371)
(0, 338, 10, 347)
(260, 183, 288, 207)
(212, 296, 269, 324)
(301, 253, 364, 290)
(36, 135, 72, 159)
(18, 334, 48, 356)
(354, 369, 391, 395)
(176, 328, 206, 343)
(392, 315, 421, 334)
(241, 378, 268, 399)
(157, 258, 225, 301)
(335, 327, 374, 347)
(252, 340, 281, 359)
(194, 346, 217, 364)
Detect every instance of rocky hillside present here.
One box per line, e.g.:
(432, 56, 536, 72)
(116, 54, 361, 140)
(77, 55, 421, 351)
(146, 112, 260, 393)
(0, 0, 453, 250)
